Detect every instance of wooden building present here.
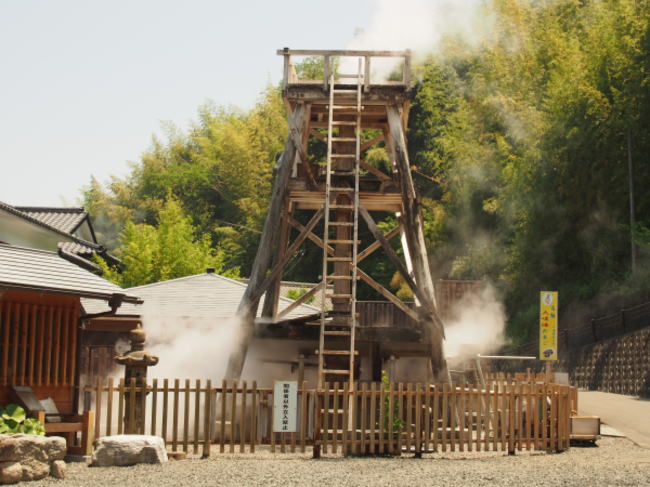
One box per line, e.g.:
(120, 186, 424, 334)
(0, 243, 140, 415)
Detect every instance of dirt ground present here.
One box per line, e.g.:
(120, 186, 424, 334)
(27, 436, 650, 487)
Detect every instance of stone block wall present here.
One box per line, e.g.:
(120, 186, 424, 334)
(567, 326, 650, 397)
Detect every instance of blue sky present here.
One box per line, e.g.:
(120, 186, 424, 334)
(0, 0, 377, 206)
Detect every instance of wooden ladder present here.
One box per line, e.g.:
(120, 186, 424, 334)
(317, 60, 363, 388)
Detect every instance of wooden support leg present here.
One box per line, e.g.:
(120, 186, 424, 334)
(261, 202, 291, 319)
(226, 103, 307, 380)
(386, 105, 448, 381)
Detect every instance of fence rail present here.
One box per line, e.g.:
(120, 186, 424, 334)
(511, 300, 650, 356)
(83, 378, 573, 457)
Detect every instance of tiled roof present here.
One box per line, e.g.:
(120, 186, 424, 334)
(0, 243, 140, 303)
(81, 272, 319, 321)
(0, 201, 102, 251)
(15, 207, 87, 234)
(58, 241, 97, 256)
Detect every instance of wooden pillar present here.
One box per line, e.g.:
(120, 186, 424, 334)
(226, 103, 308, 380)
(261, 202, 291, 319)
(386, 105, 448, 381)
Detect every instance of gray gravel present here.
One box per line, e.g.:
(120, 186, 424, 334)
(30, 437, 650, 487)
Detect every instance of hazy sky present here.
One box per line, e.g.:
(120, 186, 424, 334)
(0, 0, 376, 206)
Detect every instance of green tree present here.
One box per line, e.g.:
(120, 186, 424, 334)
(97, 197, 238, 287)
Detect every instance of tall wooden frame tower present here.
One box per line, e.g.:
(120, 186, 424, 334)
(227, 49, 447, 385)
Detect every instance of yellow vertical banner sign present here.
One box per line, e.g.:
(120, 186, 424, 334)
(539, 291, 558, 360)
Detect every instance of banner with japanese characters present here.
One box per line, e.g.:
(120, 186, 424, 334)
(539, 291, 558, 360)
(273, 381, 298, 432)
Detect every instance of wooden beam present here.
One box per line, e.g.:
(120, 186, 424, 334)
(310, 128, 327, 143)
(249, 207, 324, 306)
(360, 134, 384, 152)
(387, 105, 447, 379)
(287, 215, 334, 256)
(261, 200, 291, 319)
(276, 49, 410, 58)
(276, 282, 325, 320)
(227, 103, 307, 379)
(360, 160, 392, 182)
(356, 269, 419, 323)
(359, 207, 432, 310)
(357, 225, 400, 263)
(299, 104, 317, 189)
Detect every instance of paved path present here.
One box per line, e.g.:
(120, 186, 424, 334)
(578, 390, 650, 448)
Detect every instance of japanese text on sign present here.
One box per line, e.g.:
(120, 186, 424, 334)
(273, 381, 297, 433)
(539, 291, 558, 361)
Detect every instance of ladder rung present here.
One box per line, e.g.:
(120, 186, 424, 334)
(332, 89, 358, 94)
(326, 293, 352, 298)
(328, 239, 360, 244)
(329, 204, 354, 209)
(327, 257, 352, 262)
(332, 121, 357, 126)
(326, 275, 359, 280)
(324, 330, 351, 336)
(331, 154, 356, 158)
(322, 350, 358, 355)
(332, 105, 362, 110)
(330, 137, 356, 142)
(329, 222, 353, 226)
(323, 369, 350, 375)
(330, 170, 356, 176)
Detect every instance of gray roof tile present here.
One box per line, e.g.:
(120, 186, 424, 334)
(81, 272, 319, 321)
(0, 243, 140, 303)
(15, 207, 87, 234)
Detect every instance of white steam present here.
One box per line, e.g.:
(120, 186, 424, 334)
(140, 305, 241, 382)
(340, 0, 492, 80)
(443, 283, 507, 358)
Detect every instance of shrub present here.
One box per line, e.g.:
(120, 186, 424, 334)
(0, 405, 45, 435)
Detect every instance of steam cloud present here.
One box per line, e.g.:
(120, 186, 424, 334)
(340, 0, 492, 80)
(443, 283, 507, 359)
(139, 305, 241, 382)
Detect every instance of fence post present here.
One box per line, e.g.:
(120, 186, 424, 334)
(203, 379, 212, 458)
(313, 386, 322, 459)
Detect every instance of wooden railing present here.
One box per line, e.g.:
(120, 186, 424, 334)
(277, 48, 412, 90)
(356, 301, 418, 330)
(83, 378, 573, 457)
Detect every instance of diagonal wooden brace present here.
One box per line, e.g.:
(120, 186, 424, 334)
(276, 282, 326, 320)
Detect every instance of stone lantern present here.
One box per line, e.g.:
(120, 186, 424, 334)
(115, 328, 159, 434)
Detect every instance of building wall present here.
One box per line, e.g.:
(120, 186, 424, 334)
(0, 290, 79, 414)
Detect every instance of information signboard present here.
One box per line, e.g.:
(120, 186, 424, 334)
(539, 291, 558, 360)
(273, 381, 297, 433)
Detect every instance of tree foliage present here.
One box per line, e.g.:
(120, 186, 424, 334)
(96, 197, 237, 287)
(84, 0, 650, 343)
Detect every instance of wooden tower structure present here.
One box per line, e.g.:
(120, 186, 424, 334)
(227, 49, 447, 386)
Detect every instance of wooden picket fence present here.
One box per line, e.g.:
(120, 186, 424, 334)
(83, 378, 573, 457)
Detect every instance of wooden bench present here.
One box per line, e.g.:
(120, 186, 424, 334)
(11, 386, 94, 456)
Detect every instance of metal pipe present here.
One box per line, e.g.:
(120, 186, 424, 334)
(477, 354, 537, 361)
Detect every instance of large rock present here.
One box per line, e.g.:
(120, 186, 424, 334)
(0, 434, 67, 483)
(92, 435, 168, 467)
(0, 434, 66, 463)
(50, 460, 66, 479)
(0, 462, 22, 484)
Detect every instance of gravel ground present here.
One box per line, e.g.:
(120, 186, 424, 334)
(30, 437, 650, 487)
